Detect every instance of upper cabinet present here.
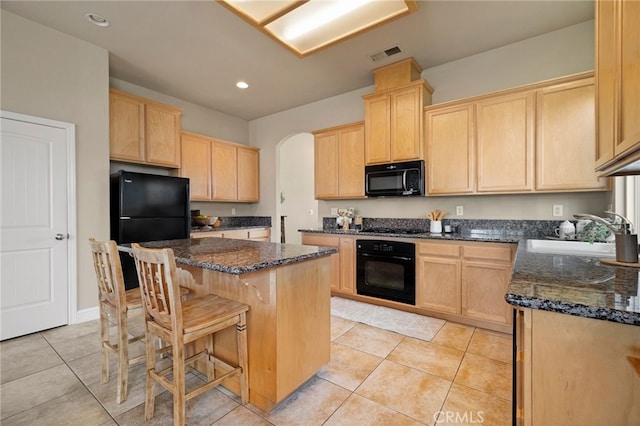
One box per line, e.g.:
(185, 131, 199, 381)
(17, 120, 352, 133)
(180, 131, 260, 203)
(313, 122, 366, 200)
(595, 0, 640, 175)
(362, 58, 433, 165)
(109, 88, 182, 168)
(426, 73, 609, 195)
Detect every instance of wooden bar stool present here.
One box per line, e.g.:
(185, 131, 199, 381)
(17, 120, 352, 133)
(89, 238, 146, 404)
(131, 243, 249, 426)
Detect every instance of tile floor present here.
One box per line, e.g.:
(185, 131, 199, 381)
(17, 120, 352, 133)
(0, 298, 513, 425)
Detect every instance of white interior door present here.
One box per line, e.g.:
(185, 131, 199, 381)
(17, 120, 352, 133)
(1, 114, 71, 340)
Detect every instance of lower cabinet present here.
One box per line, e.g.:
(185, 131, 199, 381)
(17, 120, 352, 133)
(418, 240, 516, 332)
(300, 233, 354, 295)
(515, 308, 640, 425)
(191, 228, 270, 241)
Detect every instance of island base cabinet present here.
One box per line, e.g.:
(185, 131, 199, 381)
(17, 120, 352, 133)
(180, 257, 331, 411)
(516, 309, 640, 426)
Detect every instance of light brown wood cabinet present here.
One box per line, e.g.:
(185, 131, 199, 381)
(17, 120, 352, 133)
(535, 77, 608, 191)
(300, 233, 354, 295)
(109, 88, 182, 168)
(425, 73, 608, 195)
(417, 240, 516, 332)
(191, 228, 270, 241)
(180, 131, 260, 203)
(313, 122, 365, 200)
(515, 308, 640, 425)
(595, 0, 640, 175)
(363, 80, 433, 165)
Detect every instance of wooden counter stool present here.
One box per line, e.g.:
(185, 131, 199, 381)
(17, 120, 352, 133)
(89, 238, 146, 404)
(131, 243, 249, 426)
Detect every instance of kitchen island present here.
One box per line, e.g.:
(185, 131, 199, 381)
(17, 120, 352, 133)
(507, 245, 640, 426)
(133, 237, 338, 412)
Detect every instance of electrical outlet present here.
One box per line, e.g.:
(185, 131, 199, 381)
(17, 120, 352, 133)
(330, 208, 338, 216)
(553, 205, 563, 217)
(456, 206, 464, 216)
(231, 208, 236, 215)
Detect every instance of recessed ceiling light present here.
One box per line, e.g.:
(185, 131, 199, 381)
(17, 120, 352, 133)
(236, 81, 249, 89)
(84, 13, 110, 27)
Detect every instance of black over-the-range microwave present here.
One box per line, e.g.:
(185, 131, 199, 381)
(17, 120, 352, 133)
(365, 160, 425, 197)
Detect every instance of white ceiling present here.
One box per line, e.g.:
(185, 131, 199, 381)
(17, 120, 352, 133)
(1, 1, 594, 121)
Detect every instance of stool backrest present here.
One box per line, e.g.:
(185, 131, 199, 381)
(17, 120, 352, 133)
(89, 238, 126, 310)
(131, 243, 183, 331)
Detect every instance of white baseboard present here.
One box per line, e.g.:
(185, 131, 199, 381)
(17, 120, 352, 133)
(72, 306, 100, 324)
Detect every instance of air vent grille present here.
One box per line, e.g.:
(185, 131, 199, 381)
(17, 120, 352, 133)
(369, 45, 402, 62)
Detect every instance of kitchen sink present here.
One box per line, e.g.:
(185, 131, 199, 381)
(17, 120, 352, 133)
(526, 239, 616, 257)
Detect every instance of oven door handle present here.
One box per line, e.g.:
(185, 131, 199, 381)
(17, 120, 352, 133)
(358, 252, 414, 262)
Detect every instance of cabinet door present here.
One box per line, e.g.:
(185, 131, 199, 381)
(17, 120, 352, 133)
(617, 0, 640, 157)
(364, 94, 391, 164)
(426, 104, 475, 194)
(180, 133, 211, 200)
(536, 79, 608, 191)
(144, 102, 181, 167)
(338, 238, 355, 294)
(300, 234, 340, 293)
(461, 261, 512, 326)
(476, 92, 534, 192)
(595, 0, 617, 169)
(237, 147, 259, 202)
(314, 131, 339, 199)
(416, 256, 461, 314)
(211, 140, 237, 201)
(338, 124, 365, 198)
(390, 85, 422, 162)
(109, 91, 144, 163)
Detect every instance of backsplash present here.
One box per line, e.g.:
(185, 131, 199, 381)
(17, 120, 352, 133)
(322, 217, 562, 238)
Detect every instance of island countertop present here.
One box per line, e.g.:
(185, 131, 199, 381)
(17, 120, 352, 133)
(130, 237, 338, 275)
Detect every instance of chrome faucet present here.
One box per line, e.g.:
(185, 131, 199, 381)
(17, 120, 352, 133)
(573, 213, 622, 234)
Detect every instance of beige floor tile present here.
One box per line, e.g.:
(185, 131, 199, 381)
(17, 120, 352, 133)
(334, 323, 404, 358)
(387, 337, 465, 381)
(40, 319, 101, 343)
(0, 333, 64, 384)
(213, 405, 273, 425)
(1, 387, 113, 426)
(356, 360, 451, 424)
(454, 353, 512, 401)
(116, 376, 238, 425)
(0, 364, 85, 420)
(330, 315, 357, 341)
(317, 342, 383, 391)
(439, 383, 511, 426)
(66, 340, 146, 386)
(467, 329, 513, 364)
(432, 322, 476, 352)
(46, 329, 103, 362)
(325, 393, 423, 426)
(259, 376, 350, 426)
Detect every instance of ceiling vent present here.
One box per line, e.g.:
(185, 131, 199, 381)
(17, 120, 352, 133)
(369, 45, 402, 62)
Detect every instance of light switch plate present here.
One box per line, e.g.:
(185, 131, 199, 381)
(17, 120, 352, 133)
(456, 206, 464, 216)
(553, 205, 563, 217)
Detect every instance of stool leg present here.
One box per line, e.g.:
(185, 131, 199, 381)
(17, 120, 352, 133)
(173, 336, 186, 426)
(144, 326, 157, 420)
(100, 306, 109, 384)
(116, 309, 129, 404)
(236, 312, 249, 405)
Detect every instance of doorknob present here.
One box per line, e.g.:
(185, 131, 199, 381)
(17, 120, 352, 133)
(55, 233, 66, 240)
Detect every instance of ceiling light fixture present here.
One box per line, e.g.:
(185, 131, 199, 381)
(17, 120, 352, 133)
(84, 12, 110, 27)
(218, 0, 417, 57)
(236, 81, 249, 89)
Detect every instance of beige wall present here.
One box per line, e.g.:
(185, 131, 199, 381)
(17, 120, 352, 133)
(1, 10, 109, 311)
(250, 20, 609, 233)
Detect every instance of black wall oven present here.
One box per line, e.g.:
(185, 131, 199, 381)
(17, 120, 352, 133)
(356, 239, 416, 305)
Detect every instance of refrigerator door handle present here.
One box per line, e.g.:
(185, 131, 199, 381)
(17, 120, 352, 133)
(120, 216, 131, 220)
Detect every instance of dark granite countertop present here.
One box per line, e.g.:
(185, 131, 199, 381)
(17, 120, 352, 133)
(123, 237, 338, 275)
(300, 225, 640, 326)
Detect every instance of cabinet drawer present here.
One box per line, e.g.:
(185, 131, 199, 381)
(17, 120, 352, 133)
(418, 242, 460, 257)
(191, 231, 223, 239)
(222, 229, 250, 239)
(249, 228, 270, 240)
(463, 244, 513, 262)
(301, 234, 340, 248)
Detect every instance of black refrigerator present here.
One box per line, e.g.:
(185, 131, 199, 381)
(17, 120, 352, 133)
(110, 171, 190, 289)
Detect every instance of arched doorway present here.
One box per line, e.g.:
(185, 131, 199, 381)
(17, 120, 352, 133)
(277, 133, 318, 245)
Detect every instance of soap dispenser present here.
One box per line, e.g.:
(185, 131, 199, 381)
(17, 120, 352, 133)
(616, 223, 639, 263)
